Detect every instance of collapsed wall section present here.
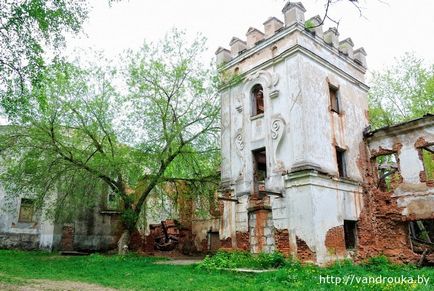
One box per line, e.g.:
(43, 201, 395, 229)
(360, 115, 434, 264)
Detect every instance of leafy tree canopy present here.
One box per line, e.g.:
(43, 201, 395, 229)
(0, 0, 89, 116)
(368, 53, 434, 129)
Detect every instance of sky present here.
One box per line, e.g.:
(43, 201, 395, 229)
(66, 0, 434, 79)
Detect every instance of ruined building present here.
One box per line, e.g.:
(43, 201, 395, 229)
(0, 187, 123, 251)
(1, 1, 433, 263)
(215, 1, 433, 265)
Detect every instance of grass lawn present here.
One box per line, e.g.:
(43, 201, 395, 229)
(0, 250, 433, 290)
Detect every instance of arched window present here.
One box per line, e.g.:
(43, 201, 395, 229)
(251, 84, 264, 116)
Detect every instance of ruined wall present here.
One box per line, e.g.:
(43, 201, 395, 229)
(191, 218, 220, 252)
(248, 196, 275, 253)
(0, 188, 59, 250)
(70, 211, 122, 252)
(357, 115, 434, 264)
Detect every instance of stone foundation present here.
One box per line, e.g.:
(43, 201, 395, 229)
(0, 233, 39, 250)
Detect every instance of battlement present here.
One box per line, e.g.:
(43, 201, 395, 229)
(216, 1, 367, 71)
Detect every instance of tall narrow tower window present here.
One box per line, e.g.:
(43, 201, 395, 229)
(252, 84, 264, 116)
(329, 84, 340, 113)
(253, 148, 267, 193)
(336, 147, 347, 177)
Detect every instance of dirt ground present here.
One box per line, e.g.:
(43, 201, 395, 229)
(0, 279, 115, 291)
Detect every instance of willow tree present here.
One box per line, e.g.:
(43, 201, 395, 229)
(368, 53, 434, 128)
(0, 30, 220, 253)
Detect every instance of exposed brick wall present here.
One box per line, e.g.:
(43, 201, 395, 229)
(324, 226, 346, 256)
(248, 195, 274, 253)
(236, 231, 250, 250)
(143, 228, 158, 253)
(356, 188, 418, 264)
(200, 238, 208, 252)
(274, 228, 291, 256)
(179, 228, 195, 255)
(355, 140, 420, 264)
(220, 237, 232, 249)
(129, 230, 143, 251)
(296, 236, 316, 262)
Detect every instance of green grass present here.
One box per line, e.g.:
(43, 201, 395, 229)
(0, 250, 433, 290)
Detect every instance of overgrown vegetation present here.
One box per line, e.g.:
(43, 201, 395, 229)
(0, 250, 433, 290)
(199, 250, 286, 270)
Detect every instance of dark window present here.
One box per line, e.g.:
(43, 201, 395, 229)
(336, 147, 346, 177)
(18, 198, 34, 223)
(253, 148, 266, 193)
(329, 85, 339, 113)
(252, 84, 264, 116)
(344, 220, 357, 249)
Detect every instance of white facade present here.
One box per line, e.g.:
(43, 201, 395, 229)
(217, 1, 369, 264)
(0, 189, 58, 250)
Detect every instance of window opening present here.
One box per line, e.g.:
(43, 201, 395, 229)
(252, 84, 264, 116)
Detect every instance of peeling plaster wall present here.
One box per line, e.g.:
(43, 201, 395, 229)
(0, 188, 58, 250)
(284, 171, 363, 264)
(299, 56, 368, 181)
(367, 118, 434, 221)
(0, 185, 122, 252)
(219, 15, 368, 263)
(191, 218, 220, 252)
(219, 200, 236, 245)
(220, 26, 369, 197)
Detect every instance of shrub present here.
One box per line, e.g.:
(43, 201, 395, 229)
(198, 250, 286, 270)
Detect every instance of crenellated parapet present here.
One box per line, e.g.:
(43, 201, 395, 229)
(215, 1, 367, 71)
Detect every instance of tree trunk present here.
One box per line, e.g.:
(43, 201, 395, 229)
(117, 229, 131, 255)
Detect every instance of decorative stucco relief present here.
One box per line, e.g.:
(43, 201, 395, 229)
(234, 128, 245, 179)
(271, 115, 286, 173)
(235, 132, 244, 152)
(245, 70, 279, 89)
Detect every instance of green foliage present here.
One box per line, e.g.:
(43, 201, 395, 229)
(304, 19, 315, 30)
(121, 208, 139, 231)
(217, 70, 243, 89)
(368, 52, 434, 129)
(0, 59, 121, 222)
(422, 149, 434, 180)
(198, 250, 286, 270)
(0, 30, 220, 234)
(0, 0, 89, 116)
(362, 255, 394, 272)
